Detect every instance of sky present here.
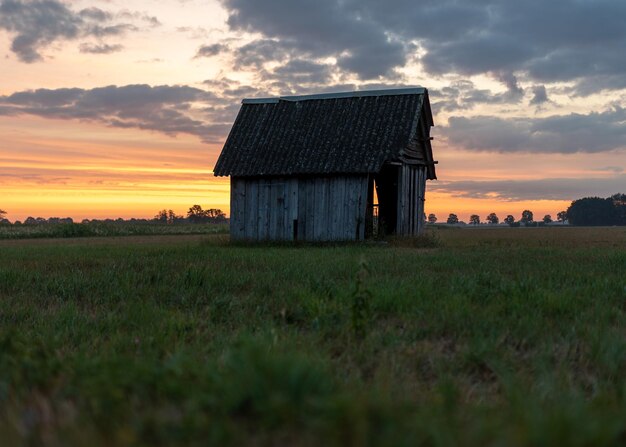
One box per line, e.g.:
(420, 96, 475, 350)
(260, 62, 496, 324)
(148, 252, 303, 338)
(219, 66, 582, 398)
(1, 0, 625, 222)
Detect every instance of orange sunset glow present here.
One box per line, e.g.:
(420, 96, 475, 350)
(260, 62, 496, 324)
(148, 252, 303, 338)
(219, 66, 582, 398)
(1, 0, 625, 223)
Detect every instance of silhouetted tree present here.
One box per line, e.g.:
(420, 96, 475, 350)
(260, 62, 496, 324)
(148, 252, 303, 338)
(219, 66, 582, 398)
(154, 209, 181, 224)
(427, 213, 437, 224)
(205, 209, 226, 221)
(0, 209, 6, 219)
(504, 215, 515, 225)
(557, 211, 568, 223)
(486, 213, 499, 224)
(187, 205, 206, 223)
(567, 197, 617, 226)
(446, 213, 459, 224)
(543, 214, 553, 224)
(610, 193, 626, 225)
(469, 214, 480, 225)
(521, 210, 534, 225)
(187, 205, 226, 223)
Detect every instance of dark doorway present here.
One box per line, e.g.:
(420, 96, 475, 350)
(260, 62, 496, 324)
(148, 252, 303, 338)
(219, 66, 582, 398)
(374, 164, 399, 236)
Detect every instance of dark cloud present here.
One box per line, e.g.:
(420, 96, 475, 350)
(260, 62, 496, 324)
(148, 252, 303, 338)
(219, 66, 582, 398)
(271, 59, 333, 85)
(234, 39, 292, 69)
(79, 43, 123, 54)
(221, 0, 405, 79)
(194, 43, 228, 58)
(0, 0, 82, 62)
(219, 0, 626, 92)
(0, 0, 149, 62)
(78, 7, 112, 22)
(444, 107, 626, 153)
(431, 175, 626, 202)
(0, 85, 231, 143)
(530, 85, 548, 106)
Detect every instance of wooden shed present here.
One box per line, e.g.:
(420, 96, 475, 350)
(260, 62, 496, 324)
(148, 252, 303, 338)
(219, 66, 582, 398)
(213, 88, 437, 241)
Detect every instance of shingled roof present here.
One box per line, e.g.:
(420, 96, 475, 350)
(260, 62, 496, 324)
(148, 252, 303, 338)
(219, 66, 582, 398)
(213, 88, 436, 179)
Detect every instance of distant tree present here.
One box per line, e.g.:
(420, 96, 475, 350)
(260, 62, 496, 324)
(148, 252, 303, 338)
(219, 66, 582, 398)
(557, 211, 568, 223)
(469, 214, 480, 225)
(543, 214, 553, 224)
(154, 209, 168, 222)
(24, 217, 37, 225)
(0, 209, 8, 225)
(205, 209, 226, 221)
(567, 197, 617, 226)
(486, 213, 499, 224)
(504, 215, 515, 225)
(187, 205, 226, 223)
(187, 205, 206, 223)
(154, 209, 181, 224)
(427, 213, 437, 224)
(520, 210, 534, 225)
(446, 213, 459, 224)
(610, 193, 626, 225)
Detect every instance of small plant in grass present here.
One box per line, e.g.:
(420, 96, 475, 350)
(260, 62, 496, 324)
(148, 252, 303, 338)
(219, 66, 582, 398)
(351, 257, 372, 340)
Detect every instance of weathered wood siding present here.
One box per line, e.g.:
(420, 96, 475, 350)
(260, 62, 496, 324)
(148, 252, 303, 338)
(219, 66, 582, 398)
(396, 165, 427, 236)
(230, 176, 369, 241)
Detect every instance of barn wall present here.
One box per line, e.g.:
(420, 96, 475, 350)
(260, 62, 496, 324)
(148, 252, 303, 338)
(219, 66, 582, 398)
(396, 165, 427, 236)
(230, 176, 369, 241)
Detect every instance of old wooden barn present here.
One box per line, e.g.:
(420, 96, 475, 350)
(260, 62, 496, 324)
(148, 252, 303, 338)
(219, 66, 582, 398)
(213, 88, 437, 241)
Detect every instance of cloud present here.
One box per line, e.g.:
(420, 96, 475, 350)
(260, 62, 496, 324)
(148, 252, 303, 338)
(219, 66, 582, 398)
(270, 59, 333, 85)
(221, 0, 406, 79)
(79, 43, 123, 54)
(430, 79, 527, 113)
(0, 85, 232, 143)
(78, 7, 112, 22)
(218, 0, 626, 92)
(234, 38, 292, 69)
(444, 107, 626, 153)
(594, 166, 624, 174)
(0, 0, 148, 62)
(530, 85, 548, 106)
(431, 175, 626, 202)
(194, 43, 229, 58)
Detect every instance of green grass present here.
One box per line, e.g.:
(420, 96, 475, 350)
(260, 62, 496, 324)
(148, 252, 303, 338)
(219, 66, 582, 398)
(0, 227, 625, 446)
(0, 222, 229, 239)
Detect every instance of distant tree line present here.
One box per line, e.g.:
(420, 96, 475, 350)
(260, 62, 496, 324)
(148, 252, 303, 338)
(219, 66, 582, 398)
(566, 194, 626, 226)
(0, 205, 227, 225)
(427, 192, 626, 227)
(154, 205, 226, 224)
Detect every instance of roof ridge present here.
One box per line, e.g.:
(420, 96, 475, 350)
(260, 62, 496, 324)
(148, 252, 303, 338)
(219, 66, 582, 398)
(242, 87, 426, 104)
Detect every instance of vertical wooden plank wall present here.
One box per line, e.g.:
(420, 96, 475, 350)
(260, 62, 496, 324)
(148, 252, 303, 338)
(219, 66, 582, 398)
(230, 176, 369, 241)
(395, 165, 427, 236)
(244, 179, 258, 239)
(230, 178, 246, 239)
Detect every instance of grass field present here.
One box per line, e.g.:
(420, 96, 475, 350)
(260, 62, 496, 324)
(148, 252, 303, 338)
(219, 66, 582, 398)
(0, 222, 229, 240)
(1, 227, 625, 446)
